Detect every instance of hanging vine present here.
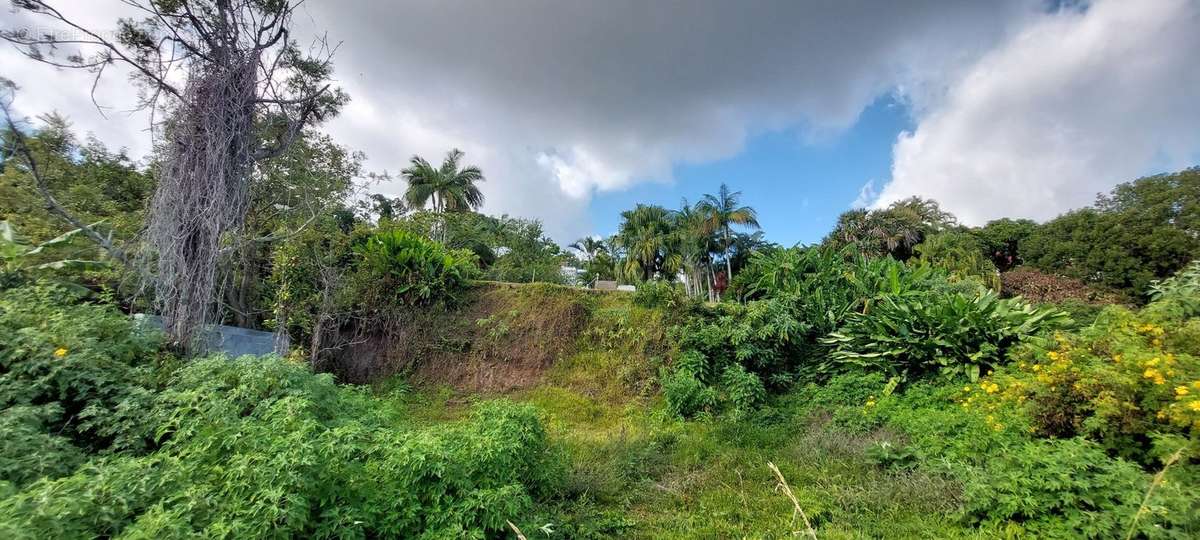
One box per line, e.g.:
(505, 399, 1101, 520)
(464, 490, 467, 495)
(2, 0, 346, 350)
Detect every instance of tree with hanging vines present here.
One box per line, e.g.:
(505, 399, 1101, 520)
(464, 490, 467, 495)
(1, 0, 347, 350)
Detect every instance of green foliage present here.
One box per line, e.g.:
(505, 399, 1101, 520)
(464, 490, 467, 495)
(960, 438, 1148, 538)
(972, 218, 1037, 271)
(661, 368, 718, 419)
(268, 217, 356, 345)
(864, 441, 917, 470)
(1023, 169, 1200, 296)
(824, 197, 955, 260)
(632, 279, 683, 309)
(966, 299, 1200, 464)
(0, 404, 85, 489)
(0, 115, 151, 246)
(397, 211, 570, 284)
(717, 364, 766, 416)
(914, 231, 1000, 290)
(402, 148, 485, 214)
(0, 352, 561, 538)
(354, 229, 478, 306)
(825, 290, 1069, 381)
(736, 245, 947, 329)
(1150, 260, 1200, 316)
(615, 204, 682, 282)
(0, 284, 163, 461)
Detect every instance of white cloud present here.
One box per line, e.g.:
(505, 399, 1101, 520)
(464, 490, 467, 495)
(12, 1, 1199, 242)
(851, 180, 878, 209)
(286, 1, 1038, 241)
(876, 0, 1200, 225)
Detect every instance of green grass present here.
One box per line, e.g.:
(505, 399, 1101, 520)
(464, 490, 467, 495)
(388, 355, 992, 539)
(384, 292, 991, 538)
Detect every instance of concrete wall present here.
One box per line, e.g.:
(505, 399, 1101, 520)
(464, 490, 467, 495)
(133, 314, 277, 357)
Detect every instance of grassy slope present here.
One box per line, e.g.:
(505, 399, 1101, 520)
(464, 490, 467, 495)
(386, 284, 989, 539)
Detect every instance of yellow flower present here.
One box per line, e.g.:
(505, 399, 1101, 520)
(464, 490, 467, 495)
(1032, 364, 1042, 371)
(1192, 381, 1200, 390)
(1175, 386, 1190, 397)
(53, 348, 68, 358)
(1189, 401, 1200, 412)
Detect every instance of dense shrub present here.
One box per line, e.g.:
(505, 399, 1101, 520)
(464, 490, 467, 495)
(824, 290, 1069, 382)
(354, 229, 478, 306)
(964, 303, 1200, 463)
(667, 252, 959, 417)
(662, 368, 717, 418)
(717, 364, 766, 416)
(1021, 169, 1199, 296)
(0, 356, 561, 538)
(960, 438, 1148, 538)
(632, 279, 684, 309)
(1150, 260, 1200, 316)
(971, 218, 1038, 271)
(0, 285, 561, 538)
(914, 231, 1000, 290)
(0, 284, 164, 462)
(674, 297, 811, 388)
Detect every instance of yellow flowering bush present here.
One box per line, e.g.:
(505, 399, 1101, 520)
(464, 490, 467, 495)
(963, 304, 1200, 463)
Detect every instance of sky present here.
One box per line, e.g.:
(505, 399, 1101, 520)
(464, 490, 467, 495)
(2, 0, 1199, 245)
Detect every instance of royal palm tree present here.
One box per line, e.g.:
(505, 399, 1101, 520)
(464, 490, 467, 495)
(672, 199, 716, 299)
(401, 149, 485, 242)
(699, 183, 759, 289)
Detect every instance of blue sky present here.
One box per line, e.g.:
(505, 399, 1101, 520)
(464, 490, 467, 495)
(587, 97, 914, 246)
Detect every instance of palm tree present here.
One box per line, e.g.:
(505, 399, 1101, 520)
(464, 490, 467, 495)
(825, 197, 953, 260)
(569, 236, 607, 261)
(698, 183, 760, 290)
(401, 149, 485, 242)
(672, 198, 716, 299)
(571, 236, 616, 284)
(614, 204, 680, 282)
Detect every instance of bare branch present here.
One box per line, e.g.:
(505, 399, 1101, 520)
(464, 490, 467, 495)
(2, 1, 185, 98)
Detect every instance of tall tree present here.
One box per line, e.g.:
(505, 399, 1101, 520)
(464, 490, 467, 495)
(1022, 168, 1200, 296)
(699, 183, 759, 291)
(615, 204, 679, 282)
(401, 149, 484, 242)
(3, 1, 345, 349)
(672, 199, 715, 299)
(825, 197, 955, 260)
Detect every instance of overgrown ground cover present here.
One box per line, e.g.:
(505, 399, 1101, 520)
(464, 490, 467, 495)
(2, 261, 1199, 538)
(391, 262, 1200, 538)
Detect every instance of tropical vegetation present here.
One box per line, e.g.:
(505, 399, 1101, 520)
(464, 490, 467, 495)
(1, 3, 1198, 535)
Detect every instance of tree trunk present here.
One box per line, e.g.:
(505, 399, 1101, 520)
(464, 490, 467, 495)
(724, 225, 733, 287)
(708, 263, 717, 302)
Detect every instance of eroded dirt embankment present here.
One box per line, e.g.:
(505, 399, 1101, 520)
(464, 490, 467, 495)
(331, 282, 600, 391)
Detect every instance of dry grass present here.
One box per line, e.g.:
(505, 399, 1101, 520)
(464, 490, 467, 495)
(769, 461, 819, 539)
